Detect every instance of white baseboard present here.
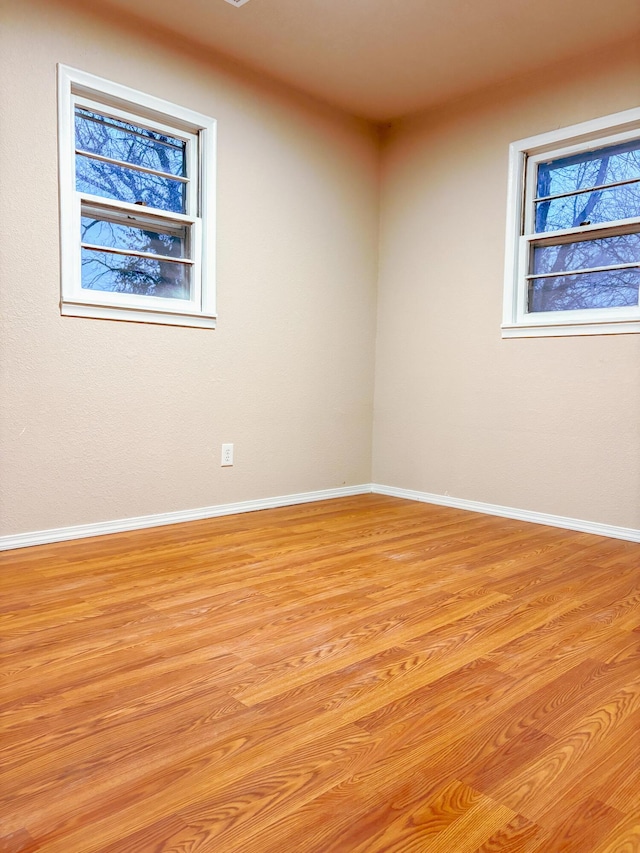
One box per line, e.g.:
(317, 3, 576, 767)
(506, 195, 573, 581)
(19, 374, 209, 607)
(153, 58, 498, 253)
(2, 482, 638, 551)
(371, 484, 640, 543)
(0, 485, 371, 552)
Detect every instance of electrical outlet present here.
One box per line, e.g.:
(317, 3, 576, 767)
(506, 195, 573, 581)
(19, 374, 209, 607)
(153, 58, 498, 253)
(221, 443, 234, 466)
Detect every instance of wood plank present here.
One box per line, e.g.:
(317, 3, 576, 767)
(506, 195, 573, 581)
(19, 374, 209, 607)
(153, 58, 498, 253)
(347, 780, 515, 853)
(0, 494, 638, 852)
(529, 797, 625, 852)
(471, 814, 542, 853)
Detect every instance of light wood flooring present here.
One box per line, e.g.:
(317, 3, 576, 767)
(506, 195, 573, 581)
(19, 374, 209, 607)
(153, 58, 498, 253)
(1, 494, 639, 852)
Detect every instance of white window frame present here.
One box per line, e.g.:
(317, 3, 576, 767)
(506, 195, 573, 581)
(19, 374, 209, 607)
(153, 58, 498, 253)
(58, 65, 217, 329)
(503, 107, 640, 338)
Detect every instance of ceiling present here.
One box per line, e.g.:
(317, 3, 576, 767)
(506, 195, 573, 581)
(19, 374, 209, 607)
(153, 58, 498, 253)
(98, 0, 640, 122)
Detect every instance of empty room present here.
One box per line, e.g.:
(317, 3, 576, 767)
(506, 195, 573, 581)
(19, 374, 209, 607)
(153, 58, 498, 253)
(1, 0, 639, 850)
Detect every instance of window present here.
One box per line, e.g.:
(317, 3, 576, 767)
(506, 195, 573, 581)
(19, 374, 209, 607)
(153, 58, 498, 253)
(58, 65, 216, 328)
(503, 107, 640, 337)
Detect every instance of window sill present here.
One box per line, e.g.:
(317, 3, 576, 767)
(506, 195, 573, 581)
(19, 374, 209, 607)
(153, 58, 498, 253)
(61, 300, 217, 329)
(501, 318, 640, 338)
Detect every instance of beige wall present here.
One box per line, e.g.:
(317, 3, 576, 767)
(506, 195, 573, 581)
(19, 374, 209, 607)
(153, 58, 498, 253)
(1, 0, 638, 539)
(0, 0, 379, 535)
(373, 39, 640, 529)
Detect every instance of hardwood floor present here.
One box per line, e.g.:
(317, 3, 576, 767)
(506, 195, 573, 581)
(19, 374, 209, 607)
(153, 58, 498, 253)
(1, 494, 639, 852)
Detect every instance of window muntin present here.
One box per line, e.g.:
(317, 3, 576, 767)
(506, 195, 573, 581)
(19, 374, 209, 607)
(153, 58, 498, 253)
(81, 214, 189, 260)
(532, 232, 640, 274)
(76, 152, 189, 213)
(81, 247, 192, 300)
(536, 139, 640, 199)
(503, 110, 640, 336)
(58, 66, 216, 328)
(534, 183, 640, 233)
(80, 208, 193, 300)
(75, 108, 188, 177)
(528, 268, 640, 313)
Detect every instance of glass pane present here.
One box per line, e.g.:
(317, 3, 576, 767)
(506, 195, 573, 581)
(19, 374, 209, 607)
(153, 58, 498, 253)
(533, 232, 640, 275)
(537, 139, 640, 198)
(81, 248, 190, 299)
(528, 268, 640, 313)
(535, 182, 640, 232)
(76, 154, 186, 213)
(81, 215, 188, 259)
(75, 108, 186, 177)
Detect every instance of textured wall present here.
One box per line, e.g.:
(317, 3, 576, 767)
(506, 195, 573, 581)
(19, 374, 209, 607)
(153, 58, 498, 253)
(373, 38, 640, 529)
(0, 0, 379, 535)
(1, 0, 638, 539)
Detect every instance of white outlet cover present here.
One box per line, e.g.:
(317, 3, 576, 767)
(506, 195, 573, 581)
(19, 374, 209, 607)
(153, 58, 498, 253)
(224, 0, 251, 6)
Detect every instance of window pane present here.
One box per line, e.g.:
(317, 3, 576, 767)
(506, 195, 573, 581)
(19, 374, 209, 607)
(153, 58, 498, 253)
(76, 154, 186, 213)
(528, 268, 640, 312)
(81, 215, 188, 259)
(535, 182, 640, 232)
(81, 248, 190, 299)
(537, 139, 640, 198)
(533, 232, 640, 275)
(75, 108, 186, 177)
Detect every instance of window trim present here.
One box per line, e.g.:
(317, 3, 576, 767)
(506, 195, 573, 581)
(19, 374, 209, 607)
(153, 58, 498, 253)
(57, 64, 217, 329)
(502, 107, 640, 338)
